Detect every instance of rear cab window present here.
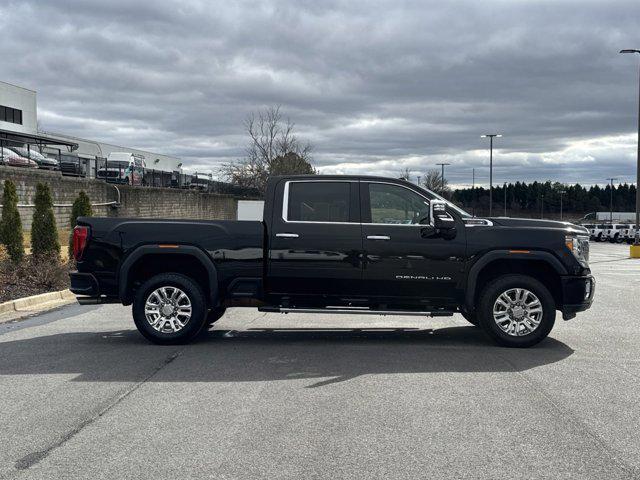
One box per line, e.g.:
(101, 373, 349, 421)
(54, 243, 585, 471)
(283, 181, 358, 223)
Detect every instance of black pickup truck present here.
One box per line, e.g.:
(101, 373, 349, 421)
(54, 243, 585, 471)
(70, 175, 594, 347)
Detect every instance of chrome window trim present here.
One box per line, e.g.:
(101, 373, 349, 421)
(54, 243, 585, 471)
(280, 179, 473, 227)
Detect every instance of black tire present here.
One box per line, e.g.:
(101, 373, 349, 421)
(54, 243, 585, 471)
(206, 307, 226, 327)
(133, 273, 208, 345)
(462, 311, 479, 326)
(478, 274, 555, 348)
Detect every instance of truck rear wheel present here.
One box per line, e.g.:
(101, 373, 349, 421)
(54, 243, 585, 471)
(478, 274, 555, 348)
(133, 273, 207, 345)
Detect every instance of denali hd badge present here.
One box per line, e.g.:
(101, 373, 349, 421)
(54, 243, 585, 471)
(395, 275, 452, 281)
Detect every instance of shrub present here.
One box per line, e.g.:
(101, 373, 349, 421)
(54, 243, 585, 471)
(0, 253, 69, 303)
(31, 183, 60, 258)
(0, 179, 24, 263)
(68, 191, 93, 257)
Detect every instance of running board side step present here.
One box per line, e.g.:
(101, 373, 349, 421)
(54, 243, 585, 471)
(258, 306, 454, 317)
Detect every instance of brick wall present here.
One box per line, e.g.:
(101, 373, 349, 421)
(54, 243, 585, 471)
(0, 167, 239, 231)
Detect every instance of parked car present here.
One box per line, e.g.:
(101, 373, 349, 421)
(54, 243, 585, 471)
(59, 154, 87, 177)
(581, 223, 595, 238)
(97, 152, 145, 185)
(7, 147, 59, 170)
(604, 224, 627, 243)
(0, 146, 38, 168)
(623, 225, 638, 244)
(70, 175, 594, 348)
(590, 224, 607, 241)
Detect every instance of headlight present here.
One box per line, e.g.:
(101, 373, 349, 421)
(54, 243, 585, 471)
(566, 235, 590, 263)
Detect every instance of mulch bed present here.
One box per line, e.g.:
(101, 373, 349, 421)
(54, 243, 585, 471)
(0, 254, 70, 303)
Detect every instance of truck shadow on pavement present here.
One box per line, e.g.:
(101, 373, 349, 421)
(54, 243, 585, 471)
(0, 325, 574, 386)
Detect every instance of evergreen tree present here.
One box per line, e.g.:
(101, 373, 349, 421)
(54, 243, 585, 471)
(31, 183, 60, 258)
(68, 191, 93, 256)
(1, 180, 25, 263)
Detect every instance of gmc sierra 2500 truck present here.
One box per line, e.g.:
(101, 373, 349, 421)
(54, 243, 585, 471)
(70, 175, 594, 347)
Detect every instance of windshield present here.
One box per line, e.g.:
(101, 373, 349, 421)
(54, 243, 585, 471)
(104, 161, 130, 168)
(414, 185, 472, 218)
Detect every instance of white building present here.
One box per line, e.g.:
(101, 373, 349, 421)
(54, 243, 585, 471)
(0, 81, 37, 135)
(0, 80, 182, 174)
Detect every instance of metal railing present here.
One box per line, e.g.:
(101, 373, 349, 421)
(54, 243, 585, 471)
(2, 153, 261, 197)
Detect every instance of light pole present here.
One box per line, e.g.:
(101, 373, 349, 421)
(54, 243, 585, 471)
(503, 182, 508, 216)
(606, 177, 617, 223)
(481, 134, 502, 216)
(559, 190, 566, 221)
(472, 168, 476, 217)
(620, 49, 640, 249)
(436, 163, 451, 194)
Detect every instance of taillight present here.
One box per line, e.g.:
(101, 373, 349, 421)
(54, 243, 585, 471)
(73, 226, 89, 261)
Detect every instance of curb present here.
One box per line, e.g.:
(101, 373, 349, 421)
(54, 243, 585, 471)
(0, 289, 76, 316)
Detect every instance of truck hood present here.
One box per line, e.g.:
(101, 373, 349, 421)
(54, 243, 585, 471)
(488, 217, 588, 234)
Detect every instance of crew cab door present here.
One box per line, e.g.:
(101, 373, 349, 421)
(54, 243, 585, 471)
(360, 181, 467, 307)
(267, 179, 362, 299)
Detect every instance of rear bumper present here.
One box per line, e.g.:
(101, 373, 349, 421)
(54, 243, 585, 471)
(561, 274, 595, 319)
(69, 271, 99, 296)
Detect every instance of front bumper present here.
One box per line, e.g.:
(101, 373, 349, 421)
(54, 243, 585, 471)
(561, 274, 595, 319)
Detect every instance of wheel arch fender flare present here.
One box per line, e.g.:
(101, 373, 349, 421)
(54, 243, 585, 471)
(464, 250, 567, 311)
(118, 245, 218, 305)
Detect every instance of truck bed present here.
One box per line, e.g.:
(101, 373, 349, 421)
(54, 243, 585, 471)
(75, 217, 265, 301)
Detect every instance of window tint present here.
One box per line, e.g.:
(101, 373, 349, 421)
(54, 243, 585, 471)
(368, 183, 429, 224)
(287, 182, 350, 222)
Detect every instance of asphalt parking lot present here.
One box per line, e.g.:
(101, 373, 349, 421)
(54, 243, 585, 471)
(1, 242, 639, 480)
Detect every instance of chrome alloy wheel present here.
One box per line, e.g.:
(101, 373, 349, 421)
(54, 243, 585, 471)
(492, 288, 543, 337)
(144, 286, 192, 334)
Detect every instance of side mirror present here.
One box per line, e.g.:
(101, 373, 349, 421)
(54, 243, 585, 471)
(430, 200, 455, 230)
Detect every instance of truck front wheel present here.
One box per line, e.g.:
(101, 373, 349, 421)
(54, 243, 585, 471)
(478, 274, 555, 348)
(133, 273, 208, 345)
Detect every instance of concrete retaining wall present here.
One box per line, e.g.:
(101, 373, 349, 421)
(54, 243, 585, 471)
(0, 167, 239, 231)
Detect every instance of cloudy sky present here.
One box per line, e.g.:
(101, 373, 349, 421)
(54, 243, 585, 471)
(1, 0, 640, 187)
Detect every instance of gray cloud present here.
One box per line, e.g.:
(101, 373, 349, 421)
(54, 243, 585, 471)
(1, 0, 639, 186)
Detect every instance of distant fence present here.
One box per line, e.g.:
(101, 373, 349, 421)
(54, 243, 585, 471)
(35, 153, 262, 198)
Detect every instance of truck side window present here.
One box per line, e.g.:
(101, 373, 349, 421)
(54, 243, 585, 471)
(368, 183, 429, 225)
(287, 182, 350, 222)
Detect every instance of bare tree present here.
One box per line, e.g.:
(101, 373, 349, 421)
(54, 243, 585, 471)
(422, 168, 450, 196)
(222, 106, 314, 192)
(398, 168, 411, 181)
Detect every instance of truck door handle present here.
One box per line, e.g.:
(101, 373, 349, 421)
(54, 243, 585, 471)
(366, 235, 390, 240)
(276, 233, 299, 238)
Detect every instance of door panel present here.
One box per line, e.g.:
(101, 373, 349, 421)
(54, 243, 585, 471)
(360, 182, 466, 306)
(268, 180, 363, 298)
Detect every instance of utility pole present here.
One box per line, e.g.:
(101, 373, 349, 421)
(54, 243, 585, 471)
(559, 190, 566, 221)
(607, 177, 617, 223)
(541, 194, 544, 219)
(416, 175, 421, 187)
(436, 163, 450, 194)
(504, 182, 507, 216)
(620, 49, 640, 249)
(481, 134, 502, 216)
